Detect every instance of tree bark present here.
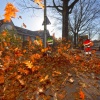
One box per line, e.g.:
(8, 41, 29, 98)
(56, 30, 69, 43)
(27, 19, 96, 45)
(62, 0, 69, 41)
(76, 33, 78, 46)
(74, 33, 77, 47)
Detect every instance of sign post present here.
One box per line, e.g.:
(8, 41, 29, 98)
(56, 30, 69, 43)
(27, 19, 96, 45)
(44, 0, 47, 48)
(47, 36, 54, 46)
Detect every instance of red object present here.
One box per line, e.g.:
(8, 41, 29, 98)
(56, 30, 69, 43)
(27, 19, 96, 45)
(84, 47, 91, 52)
(83, 39, 92, 52)
(83, 39, 91, 46)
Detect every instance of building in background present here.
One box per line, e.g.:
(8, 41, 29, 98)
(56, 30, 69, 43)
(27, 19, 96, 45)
(92, 40, 100, 50)
(0, 19, 50, 42)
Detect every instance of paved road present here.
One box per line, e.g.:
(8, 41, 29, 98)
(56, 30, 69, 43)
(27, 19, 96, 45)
(96, 51, 100, 55)
(96, 51, 100, 58)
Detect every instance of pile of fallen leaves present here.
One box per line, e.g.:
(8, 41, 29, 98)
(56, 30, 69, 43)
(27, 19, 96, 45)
(0, 33, 100, 100)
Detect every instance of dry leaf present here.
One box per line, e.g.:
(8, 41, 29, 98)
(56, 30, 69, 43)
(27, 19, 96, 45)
(54, 71, 61, 75)
(79, 89, 85, 100)
(18, 16, 22, 19)
(34, 0, 44, 9)
(4, 2, 18, 22)
(23, 49, 26, 53)
(0, 75, 4, 84)
(2, 31, 7, 37)
(18, 79, 25, 85)
(40, 75, 49, 82)
(18, 68, 29, 75)
(23, 23, 26, 28)
(23, 61, 33, 68)
(0, 51, 2, 57)
(16, 75, 22, 79)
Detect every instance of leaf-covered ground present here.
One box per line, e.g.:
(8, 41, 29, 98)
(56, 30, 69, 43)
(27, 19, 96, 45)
(1, 2, 100, 99)
(0, 36, 100, 100)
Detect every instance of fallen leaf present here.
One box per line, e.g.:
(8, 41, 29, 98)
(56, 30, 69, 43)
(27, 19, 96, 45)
(18, 79, 25, 85)
(40, 75, 49, 82)
(53, 71, 61, 75)
(0, 75, 4, 84)
(23, 61, 33, 68)
(18, 68, 29, 75)
(79, 89, 85, 100)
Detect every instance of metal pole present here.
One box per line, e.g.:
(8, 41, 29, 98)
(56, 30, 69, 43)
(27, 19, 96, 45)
(44, 0, 47, 48)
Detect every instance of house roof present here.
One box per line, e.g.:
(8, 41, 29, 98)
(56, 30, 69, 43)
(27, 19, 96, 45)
(0, 19, 3, 27)
(93, 40, 100, 43)
(0, 19, 14, 26)
(15, 26, 50, 38)
(0, 19, 50, 38)
(0, 19, 15, 32)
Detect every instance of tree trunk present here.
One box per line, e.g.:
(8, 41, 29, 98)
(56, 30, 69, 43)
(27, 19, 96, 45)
(74, 33, 77, 48)
(76, 33, 78, 46)
(62, 0, 69, 41)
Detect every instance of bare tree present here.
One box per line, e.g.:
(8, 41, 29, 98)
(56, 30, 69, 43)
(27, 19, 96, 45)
(17, 0, 79, 41)
(52, 0, 79, 40)
(69, 0, 100, 47)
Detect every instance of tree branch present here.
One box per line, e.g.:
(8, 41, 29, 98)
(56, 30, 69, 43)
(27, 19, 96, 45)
(68, 0, 79, 14)
(52, 0, 62, 13)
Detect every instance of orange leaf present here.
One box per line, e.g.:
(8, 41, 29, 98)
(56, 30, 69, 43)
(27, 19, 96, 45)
(53, 71, 61, 75)
(4, 2, 18, 22)
(67, 44, 70, 49)
(34, 0, 44, 9)
(18, 68, 29, 75)
(23, 49, 26, 53)
(63, 46, 67, 50)
(75, 55, 81, 61)
(2, 31, 7, 37)
(3, 42, 7, 47)
(23, 61, 33, 68)
(16, 75, 25, 85)
(30, 53, 41, 60)
(15, 51, 23, 57)
(0, 51, 2, 57)
(79, 89, 85, 100)
(41, 48, 48, 53)
(0, 75, 4, 84)
(4, 55, 10, 61)
(31, 65, 40, 72)
(16, 75, 22, 79)
(40, 75, 48, 82)
(58, 48, 62, 53)
(34, 0, 42, 3)
(18, 79, 25, 85)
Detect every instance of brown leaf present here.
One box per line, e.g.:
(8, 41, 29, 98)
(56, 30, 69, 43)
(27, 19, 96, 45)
(53, 71, 61, 75)
(18, 68, 29, 75)
(0, 75, 4, 84)
(18, 79, 25, 85)
(19, 16, 22, 19)
(23, 23, 27, 28)
(40, 75, 49, 82)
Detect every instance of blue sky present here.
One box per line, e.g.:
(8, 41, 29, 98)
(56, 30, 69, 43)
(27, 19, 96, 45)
(0, 0, 99, 40)
(0, 0, 61, 38)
